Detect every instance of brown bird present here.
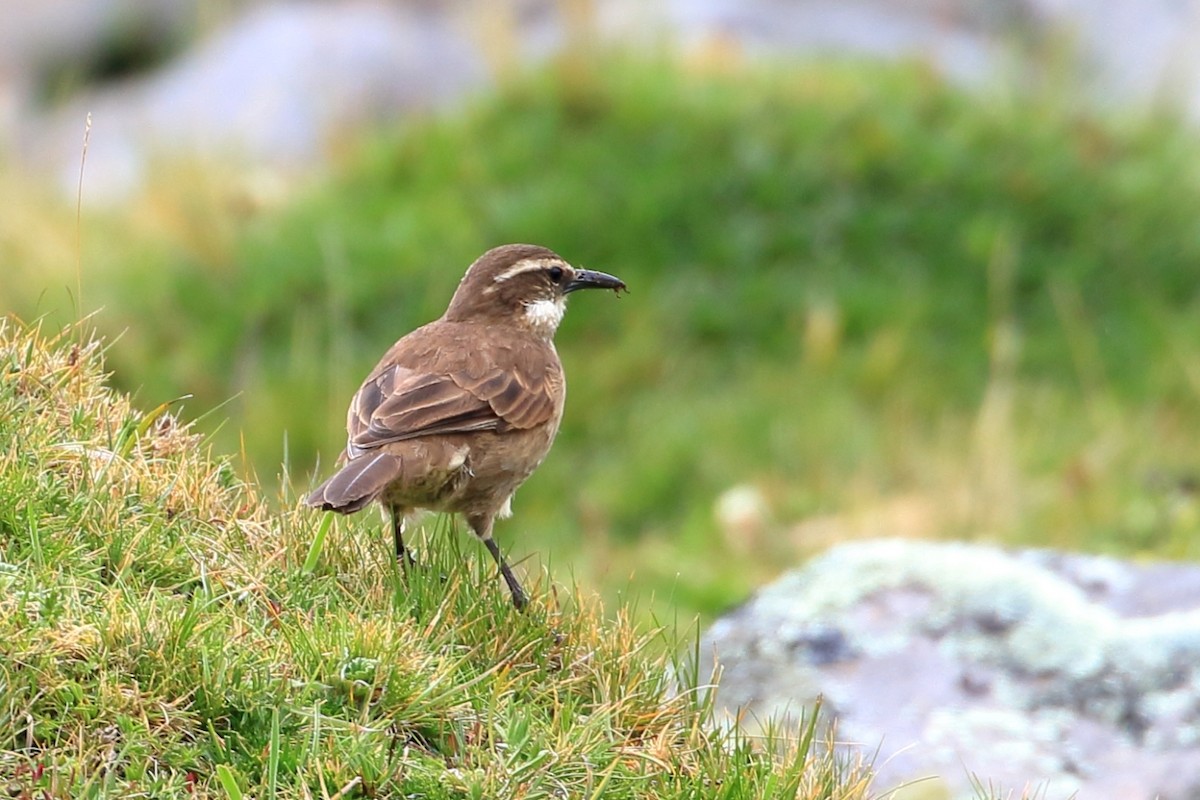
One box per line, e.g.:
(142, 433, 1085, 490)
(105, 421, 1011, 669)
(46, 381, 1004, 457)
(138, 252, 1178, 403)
(306, 244, 625, 610)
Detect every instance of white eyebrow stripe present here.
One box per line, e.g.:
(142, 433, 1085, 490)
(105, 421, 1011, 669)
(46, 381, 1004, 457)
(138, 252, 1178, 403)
(493, 258, 563, 283)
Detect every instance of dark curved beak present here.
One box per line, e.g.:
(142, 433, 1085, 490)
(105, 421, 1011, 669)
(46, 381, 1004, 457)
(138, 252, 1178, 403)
(564, 268, 627, 295)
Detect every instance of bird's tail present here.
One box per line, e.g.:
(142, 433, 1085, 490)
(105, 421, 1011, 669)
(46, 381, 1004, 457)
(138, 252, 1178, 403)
(305, 452, 402, 513)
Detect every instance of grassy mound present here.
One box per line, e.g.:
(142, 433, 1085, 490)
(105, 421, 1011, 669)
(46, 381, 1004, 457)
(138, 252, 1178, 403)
(0, 318, 868, 797)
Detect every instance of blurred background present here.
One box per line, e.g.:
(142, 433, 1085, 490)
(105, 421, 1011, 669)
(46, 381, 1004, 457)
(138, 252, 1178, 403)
(3, 0, 1200, 624)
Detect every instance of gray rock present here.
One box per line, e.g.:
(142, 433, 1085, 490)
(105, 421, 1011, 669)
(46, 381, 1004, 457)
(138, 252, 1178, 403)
(701, 539, 1200, 799)
(653, 0, 1200, 113)
(12, 1, 488, 200)
(0, 0, 197, 72)
(0, 0, 200, 145)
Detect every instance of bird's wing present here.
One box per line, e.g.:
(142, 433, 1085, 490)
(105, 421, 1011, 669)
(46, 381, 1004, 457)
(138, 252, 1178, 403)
(347, 361, 558, 451)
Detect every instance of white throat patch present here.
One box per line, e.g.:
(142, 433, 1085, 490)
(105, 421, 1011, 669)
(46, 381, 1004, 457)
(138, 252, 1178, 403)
(524, 297, 566, 337)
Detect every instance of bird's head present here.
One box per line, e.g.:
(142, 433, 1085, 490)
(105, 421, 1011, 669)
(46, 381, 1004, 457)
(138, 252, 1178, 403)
(445, 244, 626, 338)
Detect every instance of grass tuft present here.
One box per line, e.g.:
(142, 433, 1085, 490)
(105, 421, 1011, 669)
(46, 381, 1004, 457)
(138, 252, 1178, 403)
(0, 316, 868, 798)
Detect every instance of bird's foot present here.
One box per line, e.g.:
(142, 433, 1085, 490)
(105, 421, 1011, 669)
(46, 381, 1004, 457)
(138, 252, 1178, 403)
(396, 548, 419, 570)
(395, 552, 451, 588)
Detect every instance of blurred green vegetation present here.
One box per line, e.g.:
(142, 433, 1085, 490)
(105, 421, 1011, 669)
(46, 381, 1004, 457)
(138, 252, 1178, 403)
(6, 57, 1200, 622)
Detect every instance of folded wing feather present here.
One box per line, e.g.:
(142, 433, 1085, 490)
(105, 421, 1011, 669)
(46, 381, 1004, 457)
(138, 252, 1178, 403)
(347, 363, 556, 452)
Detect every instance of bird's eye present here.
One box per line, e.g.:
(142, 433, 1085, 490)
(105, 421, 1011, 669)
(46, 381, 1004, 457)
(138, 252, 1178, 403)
(548, 266, 564, 283)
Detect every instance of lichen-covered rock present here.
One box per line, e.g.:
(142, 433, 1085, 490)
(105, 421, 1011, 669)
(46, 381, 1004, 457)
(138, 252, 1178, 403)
(701, 539, 1200, 799)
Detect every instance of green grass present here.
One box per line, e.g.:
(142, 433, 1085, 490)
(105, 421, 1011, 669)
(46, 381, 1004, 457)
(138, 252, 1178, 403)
(0, 319, 870, 798)
(5, 57, 1200, 624)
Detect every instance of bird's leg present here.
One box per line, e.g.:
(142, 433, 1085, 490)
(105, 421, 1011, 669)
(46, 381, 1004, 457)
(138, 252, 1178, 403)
(470, 513, 528, 611)
(484, 538, 529, 611)
(390, 507, 416, 568)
